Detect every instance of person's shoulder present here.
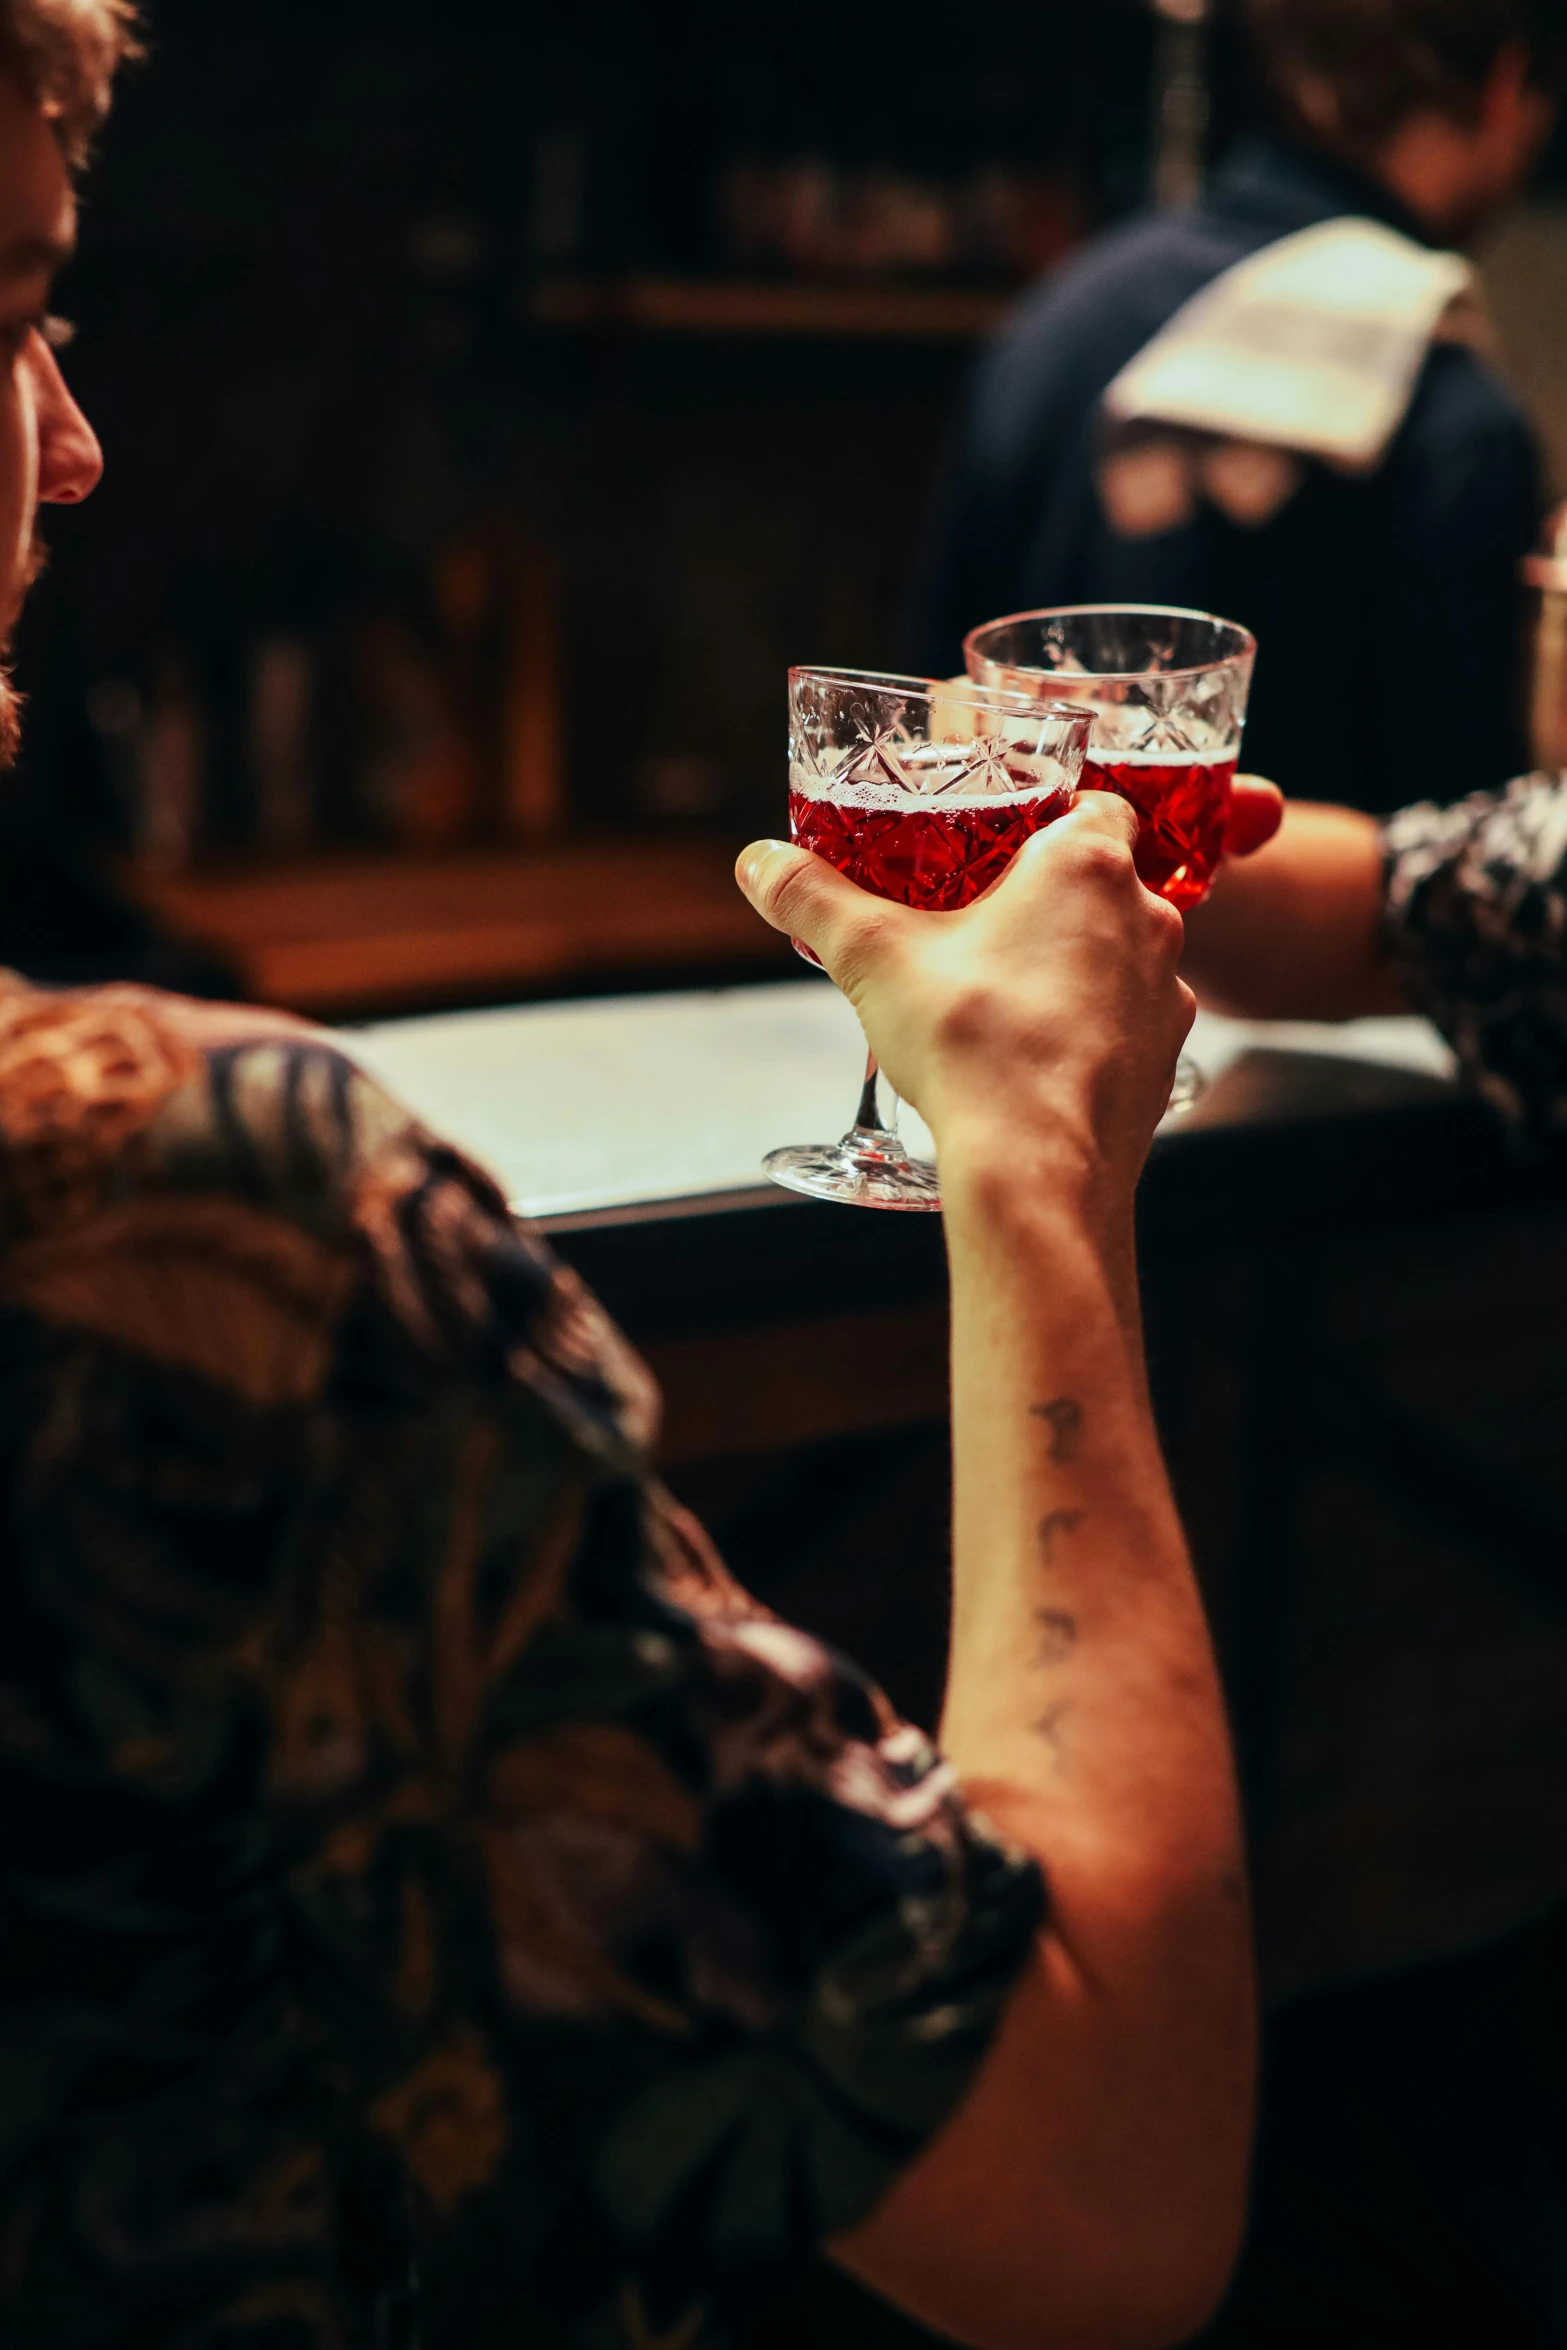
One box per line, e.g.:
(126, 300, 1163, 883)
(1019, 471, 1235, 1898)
(0, 977, 465, 1320)
(971, 209, 1256, 449)
(993, 209, 1249, 358)
(0, 977, 380, 1218)
(0, 973, 653, 1450)
(1401, 338, 1539, 471)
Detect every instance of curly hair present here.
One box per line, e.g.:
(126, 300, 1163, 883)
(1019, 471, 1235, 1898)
(1244, 0, 1567, 150)
(0, 0, 141, 168)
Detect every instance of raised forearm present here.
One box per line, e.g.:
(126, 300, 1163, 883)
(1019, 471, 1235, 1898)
(842, 1151, 1253, 2349)
(744, 805, 1254, 2346)
(931, 1147, 1250, 2341)
(940, 1149, 1244, 1979)
(1182, 801, 1402, 1022)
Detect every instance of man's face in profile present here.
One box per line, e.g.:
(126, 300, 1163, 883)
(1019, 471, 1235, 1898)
(0, 76, 103, 767)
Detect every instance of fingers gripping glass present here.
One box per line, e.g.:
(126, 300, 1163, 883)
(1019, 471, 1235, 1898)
(964, 606, 1257, 1112)
(764, 668, 1094, 1213)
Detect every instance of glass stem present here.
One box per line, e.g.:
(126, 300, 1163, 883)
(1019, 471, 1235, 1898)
(852, 1049, 899, 1140)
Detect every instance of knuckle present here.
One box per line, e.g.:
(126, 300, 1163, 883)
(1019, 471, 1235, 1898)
(1146, 893, 1187, 958)
(1002, 824, 1067, 893)
(1070, 789, 1140, 846)
(1064, 830, 1137, 890)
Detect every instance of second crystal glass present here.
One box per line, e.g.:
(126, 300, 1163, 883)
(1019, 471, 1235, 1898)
(765, 667, 1094, 1212)
(963, 606, 1256, 912)
(965, 605, 1257, 1112)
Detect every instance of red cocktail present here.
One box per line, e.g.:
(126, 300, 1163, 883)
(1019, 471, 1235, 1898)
(789, 756, 1073, 913)
(1080, 750, 1238, 911)
(964, 606, 1255, 916)
(766, 670, 1093, 1210)
(964, 608, 1256, 1110)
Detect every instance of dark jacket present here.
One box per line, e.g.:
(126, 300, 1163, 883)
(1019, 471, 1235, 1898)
(917, 137, 1543, 814)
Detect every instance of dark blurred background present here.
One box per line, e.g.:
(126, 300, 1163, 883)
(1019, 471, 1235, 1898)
(11, 0, 1567, 1015)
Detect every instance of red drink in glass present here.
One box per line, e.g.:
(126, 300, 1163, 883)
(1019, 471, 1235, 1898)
(789, 771, 1071, 913)
(1082, 749, 1237, 911)
(964, 607, 1256, 918)
(767, 668, 1094, 1208)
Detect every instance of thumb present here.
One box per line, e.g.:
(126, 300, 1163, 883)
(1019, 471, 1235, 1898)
(736, 840, 889, 979)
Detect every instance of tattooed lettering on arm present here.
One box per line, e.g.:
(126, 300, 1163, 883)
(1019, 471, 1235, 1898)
(1038, 1508, 1085, 1564)
(1032, 1699, 1072, 1773)
(1034, 1608, 1078, 1666)
(1031, 1398, 1083, 1464)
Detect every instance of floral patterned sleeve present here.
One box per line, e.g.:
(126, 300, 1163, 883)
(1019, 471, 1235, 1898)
(0, 976, 1042, 2350)
(1382, 771, 1567, 1145)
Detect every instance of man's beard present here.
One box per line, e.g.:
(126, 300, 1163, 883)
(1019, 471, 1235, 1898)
(0, 533, 47, 774)
(0, 669, 20, 774)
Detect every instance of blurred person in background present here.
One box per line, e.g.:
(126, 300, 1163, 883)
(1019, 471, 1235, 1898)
(1172, 774, 1567, 2346)
(0, 10, 1261, 2349)
(918, 0, 1565, 815)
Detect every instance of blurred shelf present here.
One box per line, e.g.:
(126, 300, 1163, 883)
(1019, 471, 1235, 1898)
(132, 834, 793, 1019)
(527, 274, 1015, 341)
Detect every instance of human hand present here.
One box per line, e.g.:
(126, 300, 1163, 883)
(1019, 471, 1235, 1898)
(737, 793, 1193, 1210)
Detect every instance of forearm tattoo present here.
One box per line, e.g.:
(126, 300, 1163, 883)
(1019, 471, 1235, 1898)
(1031, 1397, 1083, 1464)
(1032, 1699, 1073, 1770)
(1034, 1607, 1078, 1665)
(1038, 1508, 1085, 1563)
(1028, 1403, 1086, 1770)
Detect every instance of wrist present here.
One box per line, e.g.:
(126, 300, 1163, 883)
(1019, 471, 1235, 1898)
(936, 1118, 1138, 1265)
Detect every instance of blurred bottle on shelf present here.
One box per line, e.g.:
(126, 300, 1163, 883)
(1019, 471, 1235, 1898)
(500, 534, 566, 839)
(432, 531, 492, 832)
(350, 517, 566, 852)
(500, 552, 566, 841)
(249, 637, 319, 855)
(353, 614, 476, 851)
(433, 518, 566, 841)
(135, 656, 205, 873)
(98, 511, 569, 871)
(718, 156, 1082, 282)
(852, 169, 958, 276)
(962, 168, 1085, 282)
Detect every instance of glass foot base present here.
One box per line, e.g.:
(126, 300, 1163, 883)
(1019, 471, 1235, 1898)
(767, 1052, 1204, 1210)
(1168, 1054, 1205, 1117)
(764, 1131, 942, 1212)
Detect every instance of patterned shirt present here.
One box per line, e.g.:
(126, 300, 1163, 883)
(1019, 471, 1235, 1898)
(1383, 772, 1567, 1143)
(0, 976, 1043, 2350)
